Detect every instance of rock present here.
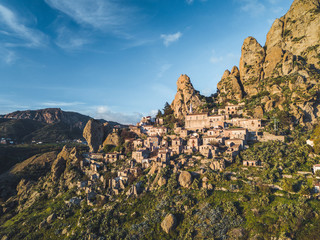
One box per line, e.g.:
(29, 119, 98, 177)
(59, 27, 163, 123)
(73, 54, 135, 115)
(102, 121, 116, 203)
(265, 100, 274, 112)
(39, 219, 47, 229)
(1, 236, 9, 240)
(161, 213, 177, 234)
(171, 74, 204, 118)
(254, 106, 264, 118)
(158, 177, 167, 187)
(217, 66, 244, 102)
(51, 156, 66, 181)
(83, 119, 104, 153)
(178, 171, 192, 188)
(264, 46, 284, 78)
(47, 213, 57, 224)
(282, 51, 295, 75)
(62, 228, 68, 235)
(228, 227, 246, 240)
(239, 37, 265, 85)
(102, 132, 120, 149)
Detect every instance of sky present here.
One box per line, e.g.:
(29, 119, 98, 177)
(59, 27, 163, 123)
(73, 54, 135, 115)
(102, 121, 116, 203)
(0, 0, 293, 124)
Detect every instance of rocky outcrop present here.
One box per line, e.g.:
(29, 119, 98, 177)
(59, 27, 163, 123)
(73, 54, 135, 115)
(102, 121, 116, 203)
(178, 171, 192, 188)
(83, 119, 105, 153)
(103, 131, 120, 148)
(171, 74, 205, 118)
(217, 66, 244, 103)
(239, 37, 265, 85)
(215, 0, 320, 126)
(161, 213, 177, 234)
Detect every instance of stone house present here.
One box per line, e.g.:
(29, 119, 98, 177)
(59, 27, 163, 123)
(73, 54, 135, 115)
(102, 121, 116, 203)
(203, 136, 224, 146)
(148, 127, 168, 137)
(105, 153, 120, 163)
(145, 136, 160, 149)
(90, 153, 104, 160)
(224, 128, 248, 140)
(228, 118, 263, 131)
(132, 149, 150, 163)
(313, 164, 320, 174)
(133, 139, 144, 149)
(185, 113, 228, 131)
(129, 125, 142, 135)
(218, 104, 241, 115)
(188, 136, 200, 150)
(158, 148, 170, 163)
(225, 139, 245, 150)
(199, 145, 213, 158)
(180, 129, 190, 138)
(243, 160, 261, 167)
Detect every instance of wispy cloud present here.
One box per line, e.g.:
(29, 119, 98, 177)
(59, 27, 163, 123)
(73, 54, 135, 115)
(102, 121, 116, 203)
(45, 0, 135, 31)
(210, 50, 223, 64)
(0, 4, 46, 48)
(55, 27, 90, 50)
(238, 0, 265, 16)
(186, 0, 194, 4)
(157, 64, 172, 79)
(94, 106, 143, 125)
(160, 32, 182, 47)
(42, 101, 85, 107)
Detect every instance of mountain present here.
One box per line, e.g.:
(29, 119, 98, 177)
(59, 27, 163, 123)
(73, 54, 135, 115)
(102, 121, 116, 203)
(3, 108, 91, 130)
(217, 0, 320, 127)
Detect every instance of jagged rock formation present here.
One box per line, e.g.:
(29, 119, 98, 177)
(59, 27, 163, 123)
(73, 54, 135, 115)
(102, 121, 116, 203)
(83, 119, 105, 153)
(161, 213, 177, 234)
(217, 66, 244, 103)
(171, 74, 206, 118)
(102, 131, 120, 148)
(216, 0, 320, 126)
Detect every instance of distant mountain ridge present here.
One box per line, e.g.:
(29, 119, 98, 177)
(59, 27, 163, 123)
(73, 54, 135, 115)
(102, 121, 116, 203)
(3, 108, 91, 130)
(0, 108, 124, 143)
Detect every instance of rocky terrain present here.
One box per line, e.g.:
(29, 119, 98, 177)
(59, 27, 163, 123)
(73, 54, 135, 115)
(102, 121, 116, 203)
(1, 0, 320, 240)
(217, 0, 320, 127)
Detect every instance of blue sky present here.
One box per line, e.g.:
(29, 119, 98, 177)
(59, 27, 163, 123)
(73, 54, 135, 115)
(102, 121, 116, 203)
(0, 0, 293, 124)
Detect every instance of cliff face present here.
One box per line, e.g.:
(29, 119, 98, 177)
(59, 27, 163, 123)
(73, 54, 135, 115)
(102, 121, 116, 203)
(216, 0, 320, 126)
(171, 74, 206, 118)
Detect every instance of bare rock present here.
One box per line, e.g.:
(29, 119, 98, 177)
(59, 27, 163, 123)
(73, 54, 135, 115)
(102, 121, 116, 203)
(47, 213, 57, 224)
(254, 106, 264, 118)
(171, 74, 204, 118)
(83, 119, 104, 153)
(161, 213, 177, 234)
(239, 37, 265, 86)
(264, 46, 284, 78)
(178, 171, 192, 188)
(158, 177, 167, 187)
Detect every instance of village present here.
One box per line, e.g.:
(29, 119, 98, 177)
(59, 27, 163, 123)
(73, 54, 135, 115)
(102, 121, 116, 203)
(71, 103, 318, 206)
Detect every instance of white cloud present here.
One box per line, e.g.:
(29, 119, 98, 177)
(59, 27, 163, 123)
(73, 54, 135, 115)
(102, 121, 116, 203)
(238, 0, 265, 16)
(55, 27, 90, 50)
(160, 32, 182, 47)
(0, 4, 46, 48)
(186, 0, 194, 4)
(94, 106, 143, 125)
(45, 0, 135, 31)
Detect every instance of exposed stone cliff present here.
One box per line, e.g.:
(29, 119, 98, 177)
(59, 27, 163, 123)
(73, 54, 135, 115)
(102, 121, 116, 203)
(216, 0, 320, 127)
(83, 119, 105, 153)
(171, 74, 206, 118)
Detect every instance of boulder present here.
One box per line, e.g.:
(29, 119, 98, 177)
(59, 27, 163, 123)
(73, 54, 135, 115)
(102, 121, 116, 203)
(47, 213, 57, 224)
(178, 171, 192, 188)
(158, 177, 167, 187)
(161, 213, 177, 234)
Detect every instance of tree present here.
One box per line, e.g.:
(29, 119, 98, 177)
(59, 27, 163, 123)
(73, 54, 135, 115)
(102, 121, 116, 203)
(156, 109, 163, 118)
(163, 102, 174, 116)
